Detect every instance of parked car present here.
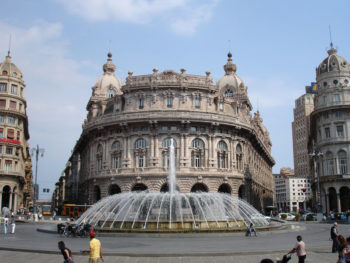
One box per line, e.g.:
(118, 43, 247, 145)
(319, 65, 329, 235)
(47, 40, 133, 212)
(278, 213, 296, 221)
(250, 214, 271, 222)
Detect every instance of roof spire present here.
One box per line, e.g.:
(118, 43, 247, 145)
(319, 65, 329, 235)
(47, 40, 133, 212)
(329, 25, 333, 49)
(6, 34, 12, 60)
(223, 52, 236, 75)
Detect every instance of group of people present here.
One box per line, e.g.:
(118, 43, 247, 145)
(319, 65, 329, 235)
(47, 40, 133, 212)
(59, 231, 103, 263)
(2, 215, 16, 234)
(330, 222, 350, 263)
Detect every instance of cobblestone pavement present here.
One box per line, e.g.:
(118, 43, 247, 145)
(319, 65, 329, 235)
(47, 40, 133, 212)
(0, 250, 338, 263)
(0, 221, 349, 262)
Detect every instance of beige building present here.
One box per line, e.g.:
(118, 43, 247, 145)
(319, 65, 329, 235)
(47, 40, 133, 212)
(62, 52, 275, 212)
(310, 46, 350, 213)
(292, 90, 314, 178)
(0, 52, 32, 213)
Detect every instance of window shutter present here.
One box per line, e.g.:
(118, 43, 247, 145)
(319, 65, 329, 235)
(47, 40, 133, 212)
(7, 129, 14, 139)
(10, 101, 16, 109)
(0, 100, 6, 108)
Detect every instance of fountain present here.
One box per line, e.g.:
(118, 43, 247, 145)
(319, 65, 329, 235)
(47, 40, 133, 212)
(76, 140, 269, 232)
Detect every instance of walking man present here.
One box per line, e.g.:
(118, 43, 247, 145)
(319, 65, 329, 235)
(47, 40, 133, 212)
(331, 222, 339, 253)
(58, 241, 74, 263)
(82, 232, 103, 263)
(288, 235, 306, 263)
(3, 215, 8, 234)
(10, 215, 15, 234)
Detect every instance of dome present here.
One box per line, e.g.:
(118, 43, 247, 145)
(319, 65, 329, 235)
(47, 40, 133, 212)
(93, 53, 123, 97)
(217, 52, 244, 91)
(0, 53, 23, 79)
(316, 47, 350, 77)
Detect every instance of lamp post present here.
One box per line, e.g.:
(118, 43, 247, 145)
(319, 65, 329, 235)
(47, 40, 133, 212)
(31, 145, 45, 220)
(309, 150, 323, 217)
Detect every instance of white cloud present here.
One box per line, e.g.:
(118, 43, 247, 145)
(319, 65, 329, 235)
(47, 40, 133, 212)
(0, 21, 94, 187)
(57, 0, 218, 35)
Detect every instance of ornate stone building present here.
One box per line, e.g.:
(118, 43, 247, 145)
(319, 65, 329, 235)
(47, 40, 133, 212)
(63, 52, 275, 212)
(0, 52, 32, 213)
(310, 46, 350, 213)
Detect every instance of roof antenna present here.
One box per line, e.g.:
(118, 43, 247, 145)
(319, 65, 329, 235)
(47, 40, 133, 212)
(8, 34, 12, 57)
(228, 40, 231, 53)
(329, 25, 333, 49)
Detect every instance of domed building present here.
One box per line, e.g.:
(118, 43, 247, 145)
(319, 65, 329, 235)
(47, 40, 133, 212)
(310, 45, 350, 213)
(0, 52, 32, 213)
(61, 52, 275, 213)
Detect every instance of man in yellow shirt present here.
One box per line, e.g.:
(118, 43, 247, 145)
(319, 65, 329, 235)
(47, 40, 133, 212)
(83, 232, 103, 263)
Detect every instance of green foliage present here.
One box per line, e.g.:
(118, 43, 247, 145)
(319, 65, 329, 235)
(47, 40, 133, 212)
(281, 213, 287, 219)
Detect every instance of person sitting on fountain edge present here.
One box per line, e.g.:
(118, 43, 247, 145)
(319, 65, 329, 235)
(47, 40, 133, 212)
(246, 223, 257, 236)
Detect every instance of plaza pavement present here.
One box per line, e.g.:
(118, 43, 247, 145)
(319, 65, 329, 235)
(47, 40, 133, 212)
(0, 221, 349, 262)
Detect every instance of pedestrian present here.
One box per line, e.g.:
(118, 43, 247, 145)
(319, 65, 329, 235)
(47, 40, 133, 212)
(82, 232, 103, 263)
(3, 215, 8, 234)
(247, 223, 257, 236)
(344, 237, 350, 263)
(288, 235, 306, 263)
(53, 210, 56, 220)
(10, 215, 15, 234)
(331, 222, 340, 253)
(58, 241, 74, 263)
(337, 235, 348, 263)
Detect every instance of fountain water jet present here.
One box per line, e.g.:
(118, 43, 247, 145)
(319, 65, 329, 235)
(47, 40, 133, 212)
(76, 139, 269, 232)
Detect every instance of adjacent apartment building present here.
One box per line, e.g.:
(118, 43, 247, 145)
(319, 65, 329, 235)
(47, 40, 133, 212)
(0, 52, 32, 213)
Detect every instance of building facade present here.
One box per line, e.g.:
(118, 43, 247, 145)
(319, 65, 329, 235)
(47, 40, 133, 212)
(62, 52, 275, 212)
(274, 168, 311, 213)
(0, 53, 32, 213)
(310, 46, 350, 213)
(292, 89, 315, 178)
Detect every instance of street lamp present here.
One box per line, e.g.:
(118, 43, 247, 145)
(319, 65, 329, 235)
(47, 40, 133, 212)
(31, 145, 45, 220)
(309, 150, 323, 216)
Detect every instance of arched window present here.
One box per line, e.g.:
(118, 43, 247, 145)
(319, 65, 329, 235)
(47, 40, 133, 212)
(236, 144, 243, 170)
(134, 138, 147, 168)
(162, 138, 177, 168)
(96, 144, 103, 171)
(191, 139, 205, 168)
(217, 140, 228, 168)
(224, 89, 234, 98)
(325, 151, 335, 175)
(111, 141, 122, 169)
(106, 89, 115, 98)
(338, 150, 347, 175)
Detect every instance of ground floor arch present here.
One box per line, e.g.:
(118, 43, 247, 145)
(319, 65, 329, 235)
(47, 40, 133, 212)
(109, 184, 121, 195)
(132, 183, 148, 192)
(94, 185, 101, 202)
(218, 183, 231, 194)
(190, 183, 208, 192)
(2, 185, 11, 208)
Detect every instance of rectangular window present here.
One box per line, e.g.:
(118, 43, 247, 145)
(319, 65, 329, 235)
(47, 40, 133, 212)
(6, 147, 12, 155)
(7, 116, 15, 124)
(195, 98, 200, 108)
(20, 88, 23, 96)
(335, 111, 343, 118)
(10, 101, 16, 109)
(0, 100, 6, 108)
(139, 98, 144, 109)
(16, 131, 20, 140)
(7, 129, 14, 139)
(0, 146, 2, 154)
(138, 155, 144, 167)
(325, 127, 331, 138)
(323, 96, 327, 105)
(19, 104, 22, 112)
(0, 128, 3, 138)
(115, 103, 119, 112)
(167, 97, 173, 108)
(337, 125, 344, 137)
(334, 94, 340, 103)
(0, 116, 4, 123)
(0, 83, 6, 92)
(11, 85, 17, 94)
(5, 160, 12, 171)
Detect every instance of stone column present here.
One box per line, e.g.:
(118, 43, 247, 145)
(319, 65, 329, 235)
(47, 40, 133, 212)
(154, 136, 159, 158)
(0, 191, 2, 210)
(9, 191, 12, 210)
(326, 193, 330, 214)
(184, 135, 187, 157)
(150, 136, 154, 157)
(337, 193, 341, 212)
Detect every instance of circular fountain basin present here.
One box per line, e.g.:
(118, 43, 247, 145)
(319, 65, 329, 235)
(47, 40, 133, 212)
(76, 191, 269, 232)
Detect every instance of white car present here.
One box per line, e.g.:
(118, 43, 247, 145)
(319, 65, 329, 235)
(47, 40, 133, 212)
(278, 213, 295, 221)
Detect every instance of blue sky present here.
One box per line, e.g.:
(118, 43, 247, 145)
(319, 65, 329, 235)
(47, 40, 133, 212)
(0, 0, 349, 199)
